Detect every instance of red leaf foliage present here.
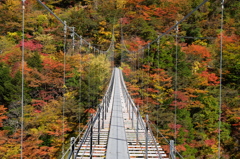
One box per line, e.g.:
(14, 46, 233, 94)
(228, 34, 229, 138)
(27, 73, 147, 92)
(147, 88, 159, 93)
(205, 139, 216, 146)
(120, 17, 130, 24)
(168, 123, 182, 130)
(170, 91, 189, 109)
(125, 37, 148, 51)
(31, 99, 47, 107)
(200, 71, 220, 86)
(19, 40, 43, 52)
(134, 98, 144, 105)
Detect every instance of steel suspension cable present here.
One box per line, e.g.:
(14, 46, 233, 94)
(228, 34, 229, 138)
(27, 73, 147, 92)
(149, 123, 184, 159)
(94, 48, 98, 109)
(120, 20, 123, 64)
(141, 49, 144, 111)
(21, 1, 26, 158)
(112, 27, 115, 69)
(137, 50, 141, 117)
(119, 20, 134, 54)
(158, 33, 215, 40)
(88, 44, 91, 111)
(79, 36, 83, 133)
(134, 0, 210, 52)
(157, 36, 160, 141)
(218, 0, 224, 158)
(62, 21, 67, 154)
(174, 21, 179, 156)
(134, 51, 136, 75)
(36, 0, 107, 53)
(147, 45, 150, 111)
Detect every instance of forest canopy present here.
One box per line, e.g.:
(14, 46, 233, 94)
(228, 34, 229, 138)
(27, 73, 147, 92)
(0, 0, 239, 158)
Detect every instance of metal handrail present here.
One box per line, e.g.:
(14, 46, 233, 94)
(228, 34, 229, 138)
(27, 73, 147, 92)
(119, 69, 145, 129)
(119, 69, 164, 159)
(61, 69, 115, 159)
(72, 68, 115, 159)
(61, 122, 89, 159)
(149, 122, 184, 159)
(147, 122, 162, 159)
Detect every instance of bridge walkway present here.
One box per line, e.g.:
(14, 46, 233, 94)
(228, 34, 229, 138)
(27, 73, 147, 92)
(74, 68, 169, 159)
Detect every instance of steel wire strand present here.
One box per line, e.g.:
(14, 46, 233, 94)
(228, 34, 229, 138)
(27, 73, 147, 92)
(149, 123, 184, 159)
(218, 0, 224, 158)
(134, 0, 210, 52)
(20, 1, 26, 158)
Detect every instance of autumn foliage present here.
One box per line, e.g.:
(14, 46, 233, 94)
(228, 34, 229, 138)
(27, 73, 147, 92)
(0, 0, 239, 158)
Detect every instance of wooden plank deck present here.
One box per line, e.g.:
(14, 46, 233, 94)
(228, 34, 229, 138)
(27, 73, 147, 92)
(74, 68, 169, 159)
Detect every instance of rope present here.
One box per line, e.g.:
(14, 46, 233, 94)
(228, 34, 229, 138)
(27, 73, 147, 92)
(218, 0, 224, 158)
(21, 1, 26, 158)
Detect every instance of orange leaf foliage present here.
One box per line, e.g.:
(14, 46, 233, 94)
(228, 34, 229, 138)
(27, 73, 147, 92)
(0, 105, 7, 127)
(84, 108, 96, 114)
(122, 67, 131, 76)
(200, 71, 220, 86)
(134, 98, 144, 105)
(182, 44, 211, 62)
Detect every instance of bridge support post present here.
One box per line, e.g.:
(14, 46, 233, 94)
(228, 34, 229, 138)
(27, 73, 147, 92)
(145, 115, 149, 159)
(70, 137, 75, 159)
(170, 140, 176, 159)
(126, 97, 129, 113)
(105, 97, 107, 119)
(107, 93, 110, 112)
(105, 96, 108, 113)
(90, 115, 93, 159)
(98, 107, 100, 145)
(69, 27, 75, 51)
(132, 104, 134, 129)
(123, 89, 127, 102)
(136, 105, 139, 144)
(128, 98, 131, 120)
(102, 104, 104, 129)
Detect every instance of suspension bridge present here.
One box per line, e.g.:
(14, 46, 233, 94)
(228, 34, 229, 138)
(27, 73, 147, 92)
(61, 68, 170, 159)
(16, 0, 226, 158)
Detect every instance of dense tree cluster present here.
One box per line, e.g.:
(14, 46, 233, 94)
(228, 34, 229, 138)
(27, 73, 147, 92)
(0, 0, 239, 158)
(120, 0, 239, 158)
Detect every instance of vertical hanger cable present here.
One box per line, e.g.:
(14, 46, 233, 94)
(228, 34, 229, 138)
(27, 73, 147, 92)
(218, 0, 224, 158)
(62, 20, 67, 154)
(174, 21, 179, 154)
(21, 1, 26, 158)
